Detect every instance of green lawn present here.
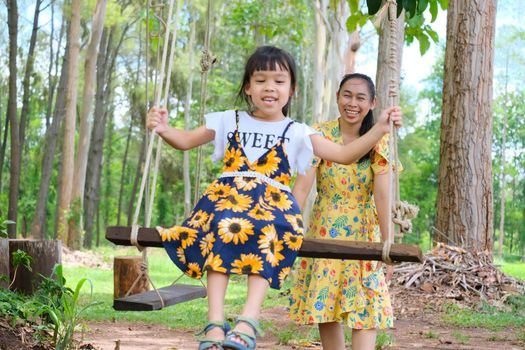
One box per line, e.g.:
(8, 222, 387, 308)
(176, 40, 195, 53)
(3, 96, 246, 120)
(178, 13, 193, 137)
(495, 259, 525, 280)
(63, 246, 290, 332)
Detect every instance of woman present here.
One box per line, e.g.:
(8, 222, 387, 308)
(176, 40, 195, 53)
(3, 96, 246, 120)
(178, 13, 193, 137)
(289, 73, 399, 350)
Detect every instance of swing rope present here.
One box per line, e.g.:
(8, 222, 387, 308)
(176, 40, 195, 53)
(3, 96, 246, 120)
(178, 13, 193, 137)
(193, 0, 215, 204)
(382, 0, 420, 264)
(126, 0, 181, 307)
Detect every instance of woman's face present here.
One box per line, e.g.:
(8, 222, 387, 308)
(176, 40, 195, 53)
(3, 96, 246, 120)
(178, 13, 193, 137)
(336, 78, 376, 126)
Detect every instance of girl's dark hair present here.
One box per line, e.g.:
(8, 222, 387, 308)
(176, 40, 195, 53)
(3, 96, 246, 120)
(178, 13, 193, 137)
(238, 46, 297, 116)
(338, 73, 376, 163)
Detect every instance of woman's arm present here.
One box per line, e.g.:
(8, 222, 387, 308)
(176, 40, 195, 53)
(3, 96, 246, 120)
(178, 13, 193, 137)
(292, 167, 316, 211)
(310, 106, 402, 164)
(147, 107, 215, 150)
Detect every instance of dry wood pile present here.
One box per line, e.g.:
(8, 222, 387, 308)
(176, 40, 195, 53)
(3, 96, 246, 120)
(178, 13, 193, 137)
(392, 242, 525, 306)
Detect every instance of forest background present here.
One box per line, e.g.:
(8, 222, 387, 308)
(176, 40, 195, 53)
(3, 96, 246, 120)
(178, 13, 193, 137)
(0, 0, 523, 260)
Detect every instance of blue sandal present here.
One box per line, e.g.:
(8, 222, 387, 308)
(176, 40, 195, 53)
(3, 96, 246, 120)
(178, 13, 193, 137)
(223, 316, 262, 350)
(196, 320, 231, 350)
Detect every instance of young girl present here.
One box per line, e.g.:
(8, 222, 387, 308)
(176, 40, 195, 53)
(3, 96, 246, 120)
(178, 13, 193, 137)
(147, 47, 402, 350)
(289, 73, 397, 350)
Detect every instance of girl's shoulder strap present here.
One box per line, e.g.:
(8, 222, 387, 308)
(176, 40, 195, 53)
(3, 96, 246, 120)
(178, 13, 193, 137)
(281, 119, 295, 139)
(235, 110, 240, 128)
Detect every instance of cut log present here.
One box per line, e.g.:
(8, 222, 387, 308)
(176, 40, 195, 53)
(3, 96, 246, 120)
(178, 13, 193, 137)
(106, 226, 423, 263)
(9, 239, 62, 294)
(0, 238, 8, 289)
(113, 256, 149, 299)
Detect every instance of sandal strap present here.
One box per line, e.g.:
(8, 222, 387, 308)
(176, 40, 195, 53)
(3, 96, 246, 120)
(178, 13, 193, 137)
(195, 320, 231, 336)
(198, 339, 224, 350)
(235, 316, 263, 336)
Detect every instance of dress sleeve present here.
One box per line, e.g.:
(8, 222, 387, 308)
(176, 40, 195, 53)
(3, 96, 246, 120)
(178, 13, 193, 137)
(293, 123, 321, 175)
(310, 123, 323, 168)
(204, 110, 234, 162)
(371, 134, 403, 174)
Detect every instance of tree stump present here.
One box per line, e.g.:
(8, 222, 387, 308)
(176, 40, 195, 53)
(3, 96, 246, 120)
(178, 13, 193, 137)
(0, 238, 8, 289)
(9, 239, 62, 294)
(114, 256, 150, 299)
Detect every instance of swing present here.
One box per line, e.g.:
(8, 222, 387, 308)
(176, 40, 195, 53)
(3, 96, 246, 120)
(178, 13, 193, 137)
(110, 0, 208, 312)
(106, 0, 422, 312)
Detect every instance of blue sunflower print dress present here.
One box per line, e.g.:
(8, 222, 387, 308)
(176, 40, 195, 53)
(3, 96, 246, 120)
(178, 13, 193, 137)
(157, 111, 304, 289)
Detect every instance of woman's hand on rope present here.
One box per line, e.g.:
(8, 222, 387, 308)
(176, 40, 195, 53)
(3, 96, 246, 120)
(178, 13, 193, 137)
(377, 106, 403, 134)
(147, 107, 169, 135)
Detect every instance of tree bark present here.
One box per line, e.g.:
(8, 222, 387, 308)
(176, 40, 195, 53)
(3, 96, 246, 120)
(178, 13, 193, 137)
(435, 0, 497, 252)
(69, 0, 108, 249)
(498, 57, 509, 257)
(7, 0, 20, 238)
(57, 0, 81, 244)
(31, 28, 70, 240)
(312, 0, 328, 123)
(19, 0, 43, 155)
(113, 256, 149, 298)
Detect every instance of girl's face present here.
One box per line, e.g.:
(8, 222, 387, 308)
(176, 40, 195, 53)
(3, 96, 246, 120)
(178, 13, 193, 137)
(337, 78, 376, 126)
(244, 66, 294, 121)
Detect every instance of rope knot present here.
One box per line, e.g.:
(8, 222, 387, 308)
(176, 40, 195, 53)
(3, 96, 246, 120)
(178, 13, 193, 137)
(392, 201, 420, 233)
(200, 49, 216, 73)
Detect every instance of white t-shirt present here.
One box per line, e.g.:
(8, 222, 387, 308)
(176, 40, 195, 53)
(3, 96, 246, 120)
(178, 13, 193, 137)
(205, 110, 318, 175)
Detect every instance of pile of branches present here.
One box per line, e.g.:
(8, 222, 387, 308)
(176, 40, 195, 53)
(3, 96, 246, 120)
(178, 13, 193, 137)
(392, 242, 525, 306)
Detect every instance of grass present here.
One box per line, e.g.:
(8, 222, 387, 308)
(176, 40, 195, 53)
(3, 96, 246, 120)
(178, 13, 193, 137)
(441, 296, 525, 331)
(63, 246, 289, 332)
(495, 258, 525, 280)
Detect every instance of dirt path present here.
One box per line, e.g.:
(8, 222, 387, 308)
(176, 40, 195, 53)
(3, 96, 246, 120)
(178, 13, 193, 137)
(80, 306, 523, 350)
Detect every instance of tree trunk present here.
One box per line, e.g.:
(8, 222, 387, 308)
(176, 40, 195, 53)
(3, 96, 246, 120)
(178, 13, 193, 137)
(375, 9, 405, 115)
(69, 0, 108, 249)
(344, 30, 361, 74)
(183, 18, 196, 217)
(19, 0, 42, 156)
(57, 0, 81, 244)
(0, 113, 9, 193)
(31, 30, 70, 240)
(84, 28, 111, 248)
(498, 57, 509, 257)
(7, 0, 20, 238)
(312, 0, 328, 123)
(9, 240, 62, 295)
(118, 122, 133, 226)
(435, 0, 497, 252)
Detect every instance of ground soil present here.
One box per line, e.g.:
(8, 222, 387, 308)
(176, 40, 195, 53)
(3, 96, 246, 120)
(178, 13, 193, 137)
(76, 302, 524, 350)
(2, 248, 524, 350)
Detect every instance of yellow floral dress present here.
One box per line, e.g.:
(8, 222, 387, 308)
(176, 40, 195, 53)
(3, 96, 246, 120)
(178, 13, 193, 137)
(289, 119, 393, 329)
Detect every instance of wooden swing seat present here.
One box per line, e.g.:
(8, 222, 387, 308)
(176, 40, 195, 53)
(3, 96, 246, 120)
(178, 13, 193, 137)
(113, 283, 207, 311)
(106, 226, 421, 311)
(107, 226, 423, 262)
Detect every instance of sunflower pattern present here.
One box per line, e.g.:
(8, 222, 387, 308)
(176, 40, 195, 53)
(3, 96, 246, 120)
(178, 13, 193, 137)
(158, 111, 304, 289)
(289, 119, 395, 329)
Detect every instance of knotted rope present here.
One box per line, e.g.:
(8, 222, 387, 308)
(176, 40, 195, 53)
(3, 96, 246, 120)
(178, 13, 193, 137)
(382, 0, 420, 264)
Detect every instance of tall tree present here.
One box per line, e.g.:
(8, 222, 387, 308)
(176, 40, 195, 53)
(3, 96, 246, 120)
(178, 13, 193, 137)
(57, 0, 81, 244)
(6, 0, 19, 237)
(69, 0, 108, 248)
(435, 0, 497, 252)
(19, 0, 43, 156)
(31, 23, 70, 240)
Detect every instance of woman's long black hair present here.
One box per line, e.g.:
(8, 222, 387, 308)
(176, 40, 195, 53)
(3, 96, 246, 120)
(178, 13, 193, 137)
(338, 73, 376, 163)
(237, 46, 297, 116)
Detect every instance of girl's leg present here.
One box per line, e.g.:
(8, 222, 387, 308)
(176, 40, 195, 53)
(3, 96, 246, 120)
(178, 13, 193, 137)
(319, 322, 346, 350)
(229, 274, 269, 345)
(352, 328, 377, 350)
(205, 271, 229, 342)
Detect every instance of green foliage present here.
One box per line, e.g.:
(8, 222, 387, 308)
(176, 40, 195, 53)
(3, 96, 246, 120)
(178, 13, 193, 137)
(0, 218, 15, 238)
(37, 265, 101, 350)
(442, 298, 525, 331)
(375, 330, 395, 349)
(348, 0, 447, 55)
(0, 264, 99, 348)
